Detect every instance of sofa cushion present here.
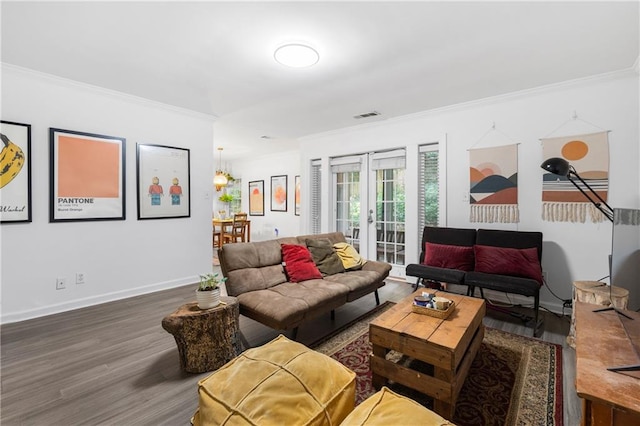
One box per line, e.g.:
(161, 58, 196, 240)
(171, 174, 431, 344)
(236, 279, 349, 330)
(341, 386, 454, 426)
(219, 240, 291, 296)
(423, 242, 475, 271)
(306, 238, 345, 276)
(236, 289, 308, 330)
(193, 335, 356, 426)
(474, 244, 543, 285)
(465, 271, 541, 297)
(405, 263, 467, 285)
(281, 244, 323, 283)
(333, 242, 367, 270)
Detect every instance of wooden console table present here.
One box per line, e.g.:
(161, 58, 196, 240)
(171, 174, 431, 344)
(567, 281, 629, 348)
(575, 301, 640, 425)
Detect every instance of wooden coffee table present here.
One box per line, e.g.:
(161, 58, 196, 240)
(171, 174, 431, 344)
(369, 290, 486, 419)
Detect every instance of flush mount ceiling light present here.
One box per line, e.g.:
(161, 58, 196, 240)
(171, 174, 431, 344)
(274, 43, 319, 68)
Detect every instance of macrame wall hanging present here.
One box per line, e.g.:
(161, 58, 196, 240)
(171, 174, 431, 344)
(469, 125, 519, 223)
(540, 130, 610, 223)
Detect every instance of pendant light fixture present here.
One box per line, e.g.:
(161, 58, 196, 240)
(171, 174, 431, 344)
(213, 147, 228, 191)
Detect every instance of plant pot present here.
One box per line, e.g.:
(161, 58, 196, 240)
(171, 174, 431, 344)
(196, 288, 221, 309)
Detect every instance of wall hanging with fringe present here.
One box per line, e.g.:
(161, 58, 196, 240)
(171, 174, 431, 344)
(540, 131, 609, 223)
(469, 143, 519, 223)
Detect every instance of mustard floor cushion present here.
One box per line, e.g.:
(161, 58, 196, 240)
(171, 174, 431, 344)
(192, 334, 356, 426)
(340, 387, 455, 426)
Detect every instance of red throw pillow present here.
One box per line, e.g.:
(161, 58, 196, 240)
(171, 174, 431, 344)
(422, 242, 474, 271)
(281, 244, 323, 283)
(474, 245, 543, 285)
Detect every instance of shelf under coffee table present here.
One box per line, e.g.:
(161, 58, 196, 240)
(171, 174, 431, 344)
(369, 290, 486, 420)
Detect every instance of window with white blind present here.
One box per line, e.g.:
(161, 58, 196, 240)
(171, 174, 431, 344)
(310, 159, 322, 234)
(419, 144, 440, 231)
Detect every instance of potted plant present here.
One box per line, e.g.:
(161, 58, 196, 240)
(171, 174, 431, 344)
(218, 193, 234, 218)
(196, 272, 226, 309)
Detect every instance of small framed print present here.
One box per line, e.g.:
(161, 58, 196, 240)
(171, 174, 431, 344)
(294, 175, 301, 216)
(136, 144, 191, 220)
(248, 180, 264, 216)
(50, 128, 126, 222)
(270, 175, 287, 212)
(1, 121, 32, 223)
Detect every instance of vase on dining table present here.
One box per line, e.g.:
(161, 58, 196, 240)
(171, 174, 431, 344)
(218, 210, 227, 220)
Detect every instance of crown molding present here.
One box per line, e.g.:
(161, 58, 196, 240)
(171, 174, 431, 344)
(301, 67, 638, 141)
(2, 63, 217, 122)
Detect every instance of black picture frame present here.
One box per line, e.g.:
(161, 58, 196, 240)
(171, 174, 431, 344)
(248, 180, 265, 216)
(49, 128, 126, 222)
(294, 175, 301, 216)
(270, 175, 287, 212)
(136, 143, 191, 220)
(0, 121, 32, 223)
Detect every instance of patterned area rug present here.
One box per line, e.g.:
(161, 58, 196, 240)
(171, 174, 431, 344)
(312, 302, 563, 426)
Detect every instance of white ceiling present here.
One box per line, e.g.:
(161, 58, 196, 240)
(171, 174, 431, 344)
(2, 1, 639, 160)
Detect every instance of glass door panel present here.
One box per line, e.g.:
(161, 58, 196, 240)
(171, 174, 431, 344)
(372, 168, 405, 270)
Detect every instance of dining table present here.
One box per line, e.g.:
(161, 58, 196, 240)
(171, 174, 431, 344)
(212, 218, 251, 245)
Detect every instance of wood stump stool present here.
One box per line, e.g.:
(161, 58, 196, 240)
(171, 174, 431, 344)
(162, 297, 244, 373)
(567, 280, 629, 348)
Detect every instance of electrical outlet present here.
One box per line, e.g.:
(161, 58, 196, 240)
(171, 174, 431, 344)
(76, 272, 85, 285)
(56, 278, 66, 290)
(542, 270, 548, 283)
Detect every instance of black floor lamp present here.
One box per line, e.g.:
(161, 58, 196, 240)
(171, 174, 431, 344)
(540, 157, 614, 222)
(541, 157, 639, 372)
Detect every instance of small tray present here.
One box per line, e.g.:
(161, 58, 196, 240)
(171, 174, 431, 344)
(411, 300, 455, 319)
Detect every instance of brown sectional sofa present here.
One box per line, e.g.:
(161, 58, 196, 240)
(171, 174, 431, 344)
(218, 232, 392, 338)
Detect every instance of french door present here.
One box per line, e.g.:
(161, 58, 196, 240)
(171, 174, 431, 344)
(331, 151, 406, 277)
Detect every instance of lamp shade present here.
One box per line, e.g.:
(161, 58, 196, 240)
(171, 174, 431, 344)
(540, 157, 571, 177)
(213, 172, 228, 191)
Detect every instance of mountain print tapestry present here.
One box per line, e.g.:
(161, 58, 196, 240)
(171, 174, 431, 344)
(469, 144, 519, 223)
(541, 131, 609, 223)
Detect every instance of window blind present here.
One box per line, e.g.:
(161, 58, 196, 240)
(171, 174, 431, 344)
(310, 159, 322, 234)
(371, 149, 406, 170)
(418, 144, 439, 231)
(330, 156, 362, 173)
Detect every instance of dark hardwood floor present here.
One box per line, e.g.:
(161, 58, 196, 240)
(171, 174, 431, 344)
(1, 273, 580, 425)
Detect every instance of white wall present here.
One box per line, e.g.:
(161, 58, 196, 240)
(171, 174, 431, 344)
(224, 150, 301, 240)
(0, 66, 215, 323)
(299, 70, 639, 311)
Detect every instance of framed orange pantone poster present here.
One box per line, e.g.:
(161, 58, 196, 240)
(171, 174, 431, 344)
(49, 128, 126, 222)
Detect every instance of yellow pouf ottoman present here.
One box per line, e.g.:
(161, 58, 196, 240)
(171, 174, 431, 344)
(341, 387, 455, 426)
(192, 334, 356, 426)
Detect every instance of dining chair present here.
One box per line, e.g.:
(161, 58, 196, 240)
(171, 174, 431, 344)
(223, 213, 248, 244)
(213, 221, 224, 248)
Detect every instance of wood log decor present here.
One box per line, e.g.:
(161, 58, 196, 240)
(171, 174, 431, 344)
(162, 297, 243, 373)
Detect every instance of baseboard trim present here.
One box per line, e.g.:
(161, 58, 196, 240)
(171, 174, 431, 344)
(1, 277, 194, 324)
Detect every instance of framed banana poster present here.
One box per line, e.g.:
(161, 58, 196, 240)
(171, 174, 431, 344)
(49, 128, 126, 222)
(136, 143, 190, 220)
(0, 121, 32, 223)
